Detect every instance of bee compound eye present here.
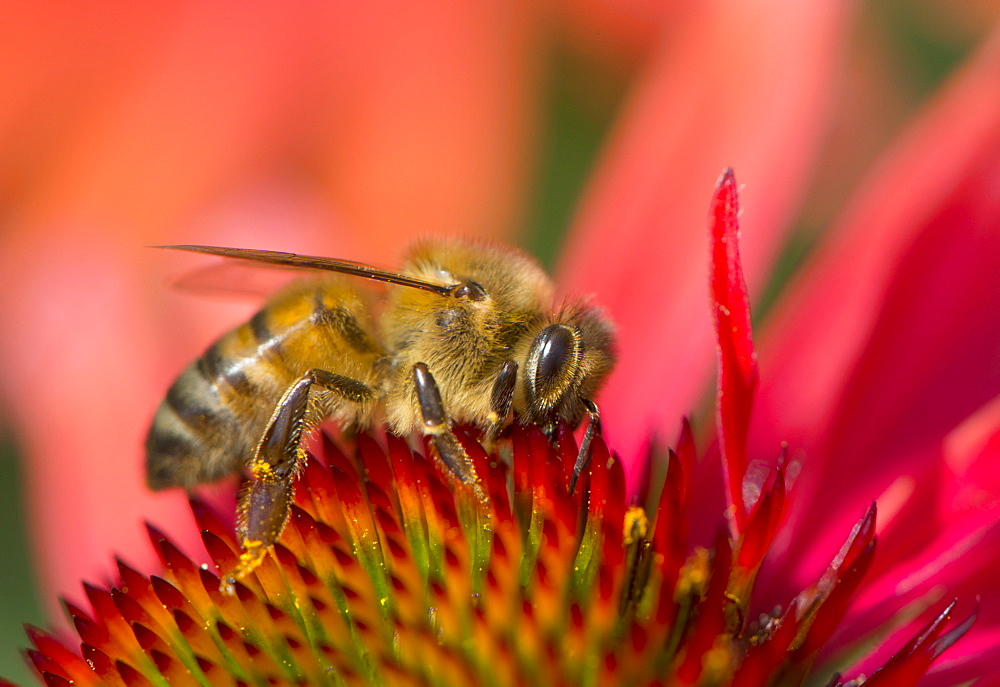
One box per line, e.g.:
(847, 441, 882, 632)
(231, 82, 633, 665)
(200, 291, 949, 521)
(528, 324, 581, 402)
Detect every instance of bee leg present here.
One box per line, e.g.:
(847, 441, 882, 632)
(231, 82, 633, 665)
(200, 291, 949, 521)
(225, 369, 374, 593)
(412, 363, 485, 500)
(568, 399, 602, 494)
(483, 360, 518, 448)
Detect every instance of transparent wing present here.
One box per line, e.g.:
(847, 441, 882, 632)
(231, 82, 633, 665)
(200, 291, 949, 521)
(168, 259, 300, 302)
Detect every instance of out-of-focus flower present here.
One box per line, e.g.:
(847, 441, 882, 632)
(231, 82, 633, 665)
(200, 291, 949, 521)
(16, 173, 982, 685)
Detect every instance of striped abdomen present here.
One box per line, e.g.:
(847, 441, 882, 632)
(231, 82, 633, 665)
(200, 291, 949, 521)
(145, 278, 385, 490)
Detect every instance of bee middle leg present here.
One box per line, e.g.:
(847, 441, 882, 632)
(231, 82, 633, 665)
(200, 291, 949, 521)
(227, 369, 374, 591)
(412, 363, 485, 500)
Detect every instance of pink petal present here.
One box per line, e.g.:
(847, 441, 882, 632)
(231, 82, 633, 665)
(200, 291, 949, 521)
(2, 3, 537, 253)
(942, 393, 1000, 514)
(559, 0, 853, 472)
(310, 2, 542, 249)
(831, 401, 1000, 673)
(751, 22, 1000, 585)
(916, 628, 1000, 686)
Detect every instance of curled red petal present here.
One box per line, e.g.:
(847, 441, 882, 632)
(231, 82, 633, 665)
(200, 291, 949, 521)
(711, 168, 760, 533)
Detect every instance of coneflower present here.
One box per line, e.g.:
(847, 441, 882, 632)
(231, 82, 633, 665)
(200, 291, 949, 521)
(12, 173, 979, 687)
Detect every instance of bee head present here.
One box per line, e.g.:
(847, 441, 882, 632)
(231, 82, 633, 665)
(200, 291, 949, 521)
(521, 305, 615, 429)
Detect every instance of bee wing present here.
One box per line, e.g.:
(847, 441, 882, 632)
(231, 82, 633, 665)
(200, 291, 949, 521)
(168, 259, 301, 301)
(157, 245, 456, 296)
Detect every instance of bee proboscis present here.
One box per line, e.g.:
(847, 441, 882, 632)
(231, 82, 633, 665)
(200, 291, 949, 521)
(146, 239, 615, 590)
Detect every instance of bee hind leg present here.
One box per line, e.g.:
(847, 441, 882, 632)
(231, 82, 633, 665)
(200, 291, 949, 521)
(224, 369, 375, 593)
(412, 363, 485, 501)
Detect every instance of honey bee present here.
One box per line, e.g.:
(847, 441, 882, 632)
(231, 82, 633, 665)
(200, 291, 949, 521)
(146, 239, 615, 588)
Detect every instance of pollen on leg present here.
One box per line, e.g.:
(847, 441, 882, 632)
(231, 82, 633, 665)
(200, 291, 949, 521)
(219, 539, 268, 595)
(251, 459, 277, 481)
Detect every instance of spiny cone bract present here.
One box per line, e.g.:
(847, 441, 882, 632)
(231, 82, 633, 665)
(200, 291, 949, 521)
(19, 423, 969, 687)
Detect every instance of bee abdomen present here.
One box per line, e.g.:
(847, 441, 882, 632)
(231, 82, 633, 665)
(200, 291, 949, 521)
(145, 361, 250, 490)
(146, 278, 385, 491)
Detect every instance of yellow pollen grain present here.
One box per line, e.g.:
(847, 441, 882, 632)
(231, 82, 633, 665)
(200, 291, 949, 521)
(251, 460, 276, 480)
(238, 540, 264, 565)
(623, 505, 649, 545)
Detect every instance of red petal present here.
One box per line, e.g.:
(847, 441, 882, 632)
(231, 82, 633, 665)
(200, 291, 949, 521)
(652, 447, 687, 587)
(736, 461, 785, 573)
(711, 169, 760, 531)
(861, 600, 975, 687)
(789, 503, 877, 671)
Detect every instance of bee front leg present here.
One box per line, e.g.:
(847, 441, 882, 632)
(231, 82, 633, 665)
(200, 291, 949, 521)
(412, 363, 485, 500)
(569, 399, 601, 494)
(225, 369, 374, 593)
